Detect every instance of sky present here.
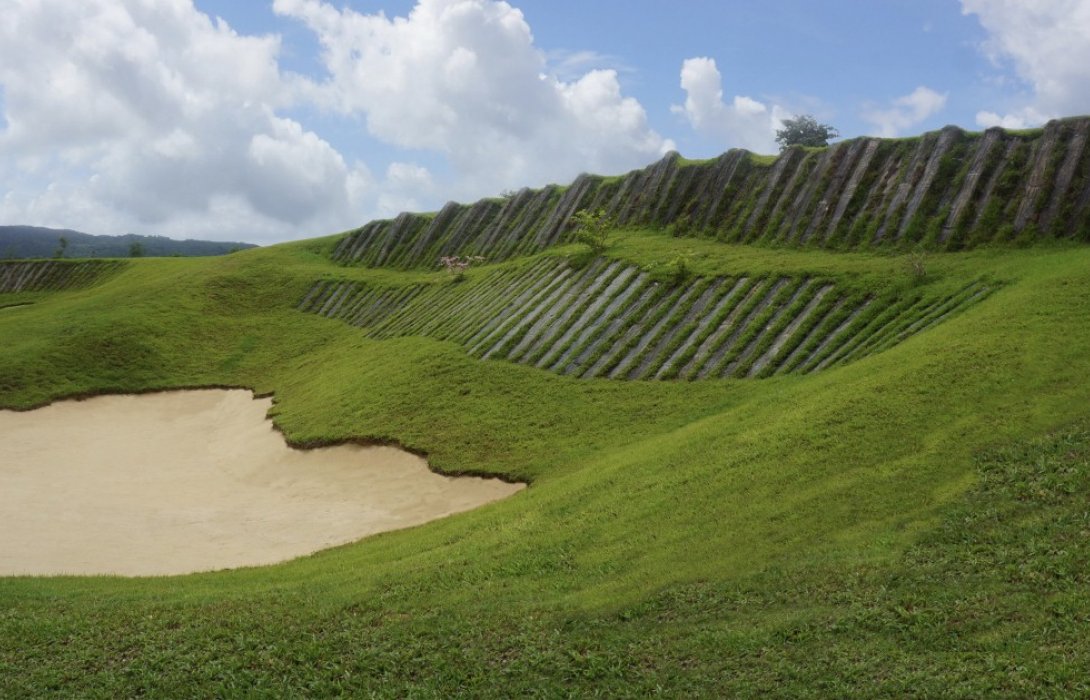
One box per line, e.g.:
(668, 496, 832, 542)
(2, 1, 1089, 245)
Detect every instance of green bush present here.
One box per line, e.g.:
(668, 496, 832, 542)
(647, 252, 694, 287)
(570, 208, 616, 255)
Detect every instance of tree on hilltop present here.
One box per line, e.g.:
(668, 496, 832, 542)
(775, 114, 839, 151)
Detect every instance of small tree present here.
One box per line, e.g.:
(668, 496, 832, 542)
(53, 236, 68, 259)
(775, 114, 839, 151)
(129, 242, 145, 258)
(570, 208, 616, 255)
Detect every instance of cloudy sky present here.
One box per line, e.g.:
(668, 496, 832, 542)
(1, 0, 1088, 245)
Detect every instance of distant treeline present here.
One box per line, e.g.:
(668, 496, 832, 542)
(0, 226, 258, 259)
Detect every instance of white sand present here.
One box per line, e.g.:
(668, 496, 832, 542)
(0, 389, 523, 576)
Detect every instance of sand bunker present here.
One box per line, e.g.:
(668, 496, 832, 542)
(0, 389, 523, 576)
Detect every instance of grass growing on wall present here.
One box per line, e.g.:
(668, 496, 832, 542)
(330, 121, 1090, 273)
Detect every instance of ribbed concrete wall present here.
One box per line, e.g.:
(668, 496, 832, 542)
(300, 260, 991, 380)
(0, 260, 125, 293)
(332, 118, 1090, 269)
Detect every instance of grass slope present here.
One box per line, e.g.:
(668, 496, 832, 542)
(1, 231, 1089, 696)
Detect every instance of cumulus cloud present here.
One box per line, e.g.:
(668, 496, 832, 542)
(0, 0, 672, 243)
(377, 162, 436, 216)
(671, 57, 786, 154)
(861, 86, 948, 137)
(0, 0, 370, 243)
(545, 49, 631, 83)
(974, 109, 1047, 131)
(963, 0, 1090, 128)
(273, 0, 672, 200)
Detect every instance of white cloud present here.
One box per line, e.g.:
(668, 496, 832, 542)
(0, 0, 369, 243)
(671, 57, 785, 154)
(974, 109, 1046, 130)
(377, 162, 435, 216)
(963, 0, 1090, 128)
(273, 0, 673, 200)
(0, 0, 672, 243)
(861, 86, 948, 138)
(545, 49, 631, 83)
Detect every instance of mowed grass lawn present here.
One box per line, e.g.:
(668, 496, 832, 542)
(2, 233, 1089, 696)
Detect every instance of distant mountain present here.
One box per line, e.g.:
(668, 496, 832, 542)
(0, 226, 258, 259)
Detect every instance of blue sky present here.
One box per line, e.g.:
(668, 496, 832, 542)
(193, 0, 992, 161)
(0, 1, 1085, 243)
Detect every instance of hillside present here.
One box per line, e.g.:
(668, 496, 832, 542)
(2, 122, 1090, 696)
(0, 225, 257, 259)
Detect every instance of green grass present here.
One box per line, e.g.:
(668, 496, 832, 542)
(2, 232, 1090, 696)
(0, 292, 44, 309)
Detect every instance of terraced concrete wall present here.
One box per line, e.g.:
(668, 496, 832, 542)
(332, 117, 1090, 269)
(0, 260, 125, 293)
(300, 259, 990, 380)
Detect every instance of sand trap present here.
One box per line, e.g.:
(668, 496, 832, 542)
(0, 389, 523, 576)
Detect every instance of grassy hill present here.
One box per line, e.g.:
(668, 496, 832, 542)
(0, 225, 257, 259)
(2, 125, 1090, 696)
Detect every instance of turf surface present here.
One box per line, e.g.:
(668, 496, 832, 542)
(1, 230, 1088, 696)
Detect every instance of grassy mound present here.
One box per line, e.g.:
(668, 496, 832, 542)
(1, 227, 1089, 695)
